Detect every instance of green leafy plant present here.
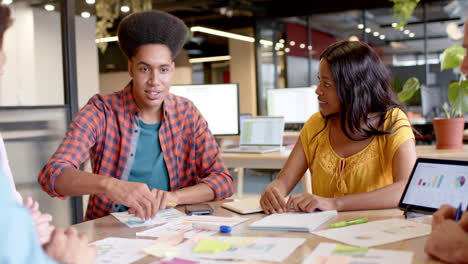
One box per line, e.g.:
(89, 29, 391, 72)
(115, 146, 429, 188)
(398, 44, 468, 118)
(390, 0, 420, 29)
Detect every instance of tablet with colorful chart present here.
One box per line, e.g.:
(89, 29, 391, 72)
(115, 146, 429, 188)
(399, 158, 468, 214)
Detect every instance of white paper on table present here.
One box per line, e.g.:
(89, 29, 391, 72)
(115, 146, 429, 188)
(111, 208, 185, 228)
(312, 218, 431, 247)
(136, 219, 218, 238)
(177, 236, 305, 262)
(248, 210, 337, 232)
(136, 215, 249, 238)
(90, 237, 154, 264)
(303, 242, 414, 264)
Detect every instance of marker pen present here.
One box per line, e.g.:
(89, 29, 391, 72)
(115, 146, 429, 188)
(329, 217, 368, 228)
(192, 223, 232, 233)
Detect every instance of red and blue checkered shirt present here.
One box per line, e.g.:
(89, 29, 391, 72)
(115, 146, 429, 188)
(38, 83, 234, 220)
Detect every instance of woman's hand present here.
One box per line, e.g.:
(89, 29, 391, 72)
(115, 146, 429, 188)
(24, 197, 55, 245)
(286, 193, 338, 212)
(260, 184, 287, 214)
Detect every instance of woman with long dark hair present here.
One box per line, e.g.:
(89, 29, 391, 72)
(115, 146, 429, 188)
(260, 40, 417, 213)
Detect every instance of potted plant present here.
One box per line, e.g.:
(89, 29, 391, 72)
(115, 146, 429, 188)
(398, 44, 468, 149)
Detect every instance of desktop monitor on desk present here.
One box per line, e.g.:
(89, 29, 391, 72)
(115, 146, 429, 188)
(170, 83, 240, 136)
(266, 87, 319, 128)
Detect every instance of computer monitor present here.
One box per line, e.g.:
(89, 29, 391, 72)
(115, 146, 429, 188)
(266, 87, 319, 124)
(170, 83, 240, 136)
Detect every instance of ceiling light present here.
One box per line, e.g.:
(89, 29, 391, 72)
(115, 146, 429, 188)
(365, 28, 371, 33)
(299, 43, 305, 49)
(44, 4, 54, 11)
(308, 45, 312, 50)
(259, 39, 273, 46)
(86, 0, 95, 4)
(404, 29, 410, 34)
(379, 35, 386, 40)
(121, 5, 130, 12)
(275, 46, 280, 51)
(189, 55, 231, 64)
(3, 0, 12, 5)
(349, 35, 359, 41)
(390, 41, 407, 49)
(279, 39, 285, 44)
(392, 22, 397, 28)
(190, 26, 254, 42)
(276, 43, 284, 48)
(81, 12, 91, 18)
(357, 24, 364, 29)
(95, 36, 118, 43)
(446, 22, 463, 40)
(285, 47, 290, 53)
(399, 27, 404, 31)
(289, 41, 295, 46)
(409, 32, 415, 38)
(373, 32, 379, 37)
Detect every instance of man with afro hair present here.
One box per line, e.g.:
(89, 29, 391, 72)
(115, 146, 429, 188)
(39, 10, 234, 221)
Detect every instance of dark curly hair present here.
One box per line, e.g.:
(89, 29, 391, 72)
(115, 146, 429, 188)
(117, 10, 188, 60)
(0, 3, 12, 49)
(320, 40, 407, 140)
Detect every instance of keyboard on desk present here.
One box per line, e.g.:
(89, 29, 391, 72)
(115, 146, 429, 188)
(223, 146, 281, 153)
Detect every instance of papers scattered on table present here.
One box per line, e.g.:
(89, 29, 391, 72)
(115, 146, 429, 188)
(136, 215, 249, 238)
(248, 210, 337, 232)
(90, 237, 153, 264)
(111, 208, 185, 228)
(175, 236, 305, 262)
(313, 218, 431, 247)
(303, 242, 414, 264)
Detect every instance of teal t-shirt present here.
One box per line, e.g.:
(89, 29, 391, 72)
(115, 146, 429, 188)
(120, 119, 170, 211)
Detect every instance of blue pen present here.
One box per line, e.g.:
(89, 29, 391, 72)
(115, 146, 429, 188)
(455, 203, 462, 222)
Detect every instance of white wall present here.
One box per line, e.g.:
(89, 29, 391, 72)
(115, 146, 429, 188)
(0, 3, 99, 107)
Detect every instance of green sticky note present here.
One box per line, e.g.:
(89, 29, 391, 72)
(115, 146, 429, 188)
(332, 244, 368, 256)
(193, 238, 231, 254)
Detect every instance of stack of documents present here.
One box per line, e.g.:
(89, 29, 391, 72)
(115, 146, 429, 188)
(248, 210, 338, 232)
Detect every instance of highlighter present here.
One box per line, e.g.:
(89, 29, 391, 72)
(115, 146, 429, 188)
(330, 217, 368, 228)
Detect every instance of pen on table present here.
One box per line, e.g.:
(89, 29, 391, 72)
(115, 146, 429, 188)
(192, 223, 232, 233)
(329, 217, 368, 228)
(455, 203, 462, 222)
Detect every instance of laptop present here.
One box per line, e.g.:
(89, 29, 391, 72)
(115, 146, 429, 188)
(399, 158, 468, 214)
(223, 116, 284, 153)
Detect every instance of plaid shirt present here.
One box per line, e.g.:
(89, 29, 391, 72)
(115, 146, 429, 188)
(39, 83, 234, 220)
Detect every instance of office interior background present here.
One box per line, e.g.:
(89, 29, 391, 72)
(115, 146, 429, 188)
(0, 0, 466, 226)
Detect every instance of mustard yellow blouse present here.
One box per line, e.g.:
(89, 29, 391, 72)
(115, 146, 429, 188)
(299, 108, 414, 198)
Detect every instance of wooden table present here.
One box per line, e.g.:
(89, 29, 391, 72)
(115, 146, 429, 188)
(221, 145, 468, 197)
(73, 201, 439, 264)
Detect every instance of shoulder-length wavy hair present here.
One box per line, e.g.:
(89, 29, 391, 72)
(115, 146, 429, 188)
(320, 40, 406, 140)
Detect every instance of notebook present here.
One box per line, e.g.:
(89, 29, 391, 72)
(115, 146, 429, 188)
(223, 116, 285, 153)
(221, 198, 263, 215)
(248, 210, 338, 232)
(399, 158, 468, 214)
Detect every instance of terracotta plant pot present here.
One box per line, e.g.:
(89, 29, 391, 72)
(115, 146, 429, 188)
(432, 117, 466, 149)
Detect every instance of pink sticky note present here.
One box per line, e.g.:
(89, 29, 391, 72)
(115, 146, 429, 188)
(309, 256, 352, 264)
(161, 258, 199, 264)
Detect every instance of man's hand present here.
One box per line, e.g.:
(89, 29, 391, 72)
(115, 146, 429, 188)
(24, 197, 54, 245)
(129, 189, 178, 216)
(105, 179, 157, 220)
(44, 227, 96, 264)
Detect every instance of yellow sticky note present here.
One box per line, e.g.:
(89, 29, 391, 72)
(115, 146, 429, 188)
(333, 244, 368, 256)
(193, 238, 231, 254)
(143, 243, 181, 258)
(225, 236, 258, 246)
(167, 202, 178, 207)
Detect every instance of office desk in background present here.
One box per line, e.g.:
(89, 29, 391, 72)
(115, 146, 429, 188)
(72, 201, 439, 264)
(221, 140, 468, 197)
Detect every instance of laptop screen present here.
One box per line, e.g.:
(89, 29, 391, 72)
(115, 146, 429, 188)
(239, 117, 284, 146)
(399, 158, 468, 213)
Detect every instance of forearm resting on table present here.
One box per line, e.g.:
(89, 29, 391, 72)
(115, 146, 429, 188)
(335, 180, 406, 211)
(172, 183, 215, 205)
(55, 168, 111, 196)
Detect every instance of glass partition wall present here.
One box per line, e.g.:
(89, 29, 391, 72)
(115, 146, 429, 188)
(0, 0, 84, 225)
(255, 2, 466, 142)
